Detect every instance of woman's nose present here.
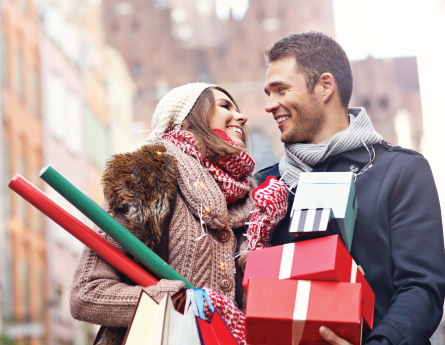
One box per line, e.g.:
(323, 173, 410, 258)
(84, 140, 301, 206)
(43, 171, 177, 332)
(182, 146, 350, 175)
(233, 112, 247, 126)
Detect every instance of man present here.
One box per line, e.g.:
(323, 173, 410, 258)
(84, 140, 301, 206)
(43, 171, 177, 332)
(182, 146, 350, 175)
(258, 32, 445, 345)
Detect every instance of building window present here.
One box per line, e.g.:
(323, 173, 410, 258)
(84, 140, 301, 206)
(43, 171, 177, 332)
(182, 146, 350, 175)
(2, 139, 11, 217)
(33, 170, 43, 231)
(132, 61, 142, 78)
(362, 99, 371, 110)
(65, 92, 82, 155)
(1, 34, 8, 85)
(55, 282, 70, 322)
(111, 21, 119, 32)
(132, 21, 140, 31)
(30, 68, 39, 113)
(22, 260, 30, 321)
(86, 107, 109, 171)
(47, 73, 65, 140)
(21, 0, 29, 13)
(37, 269, 44, 321)
(18, 155, 27, 222)
(15, 50, 24, 99)
(4, 252, 14, 320)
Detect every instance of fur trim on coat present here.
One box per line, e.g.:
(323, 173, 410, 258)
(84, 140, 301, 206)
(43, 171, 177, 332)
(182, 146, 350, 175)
(102, 144, 178, 252)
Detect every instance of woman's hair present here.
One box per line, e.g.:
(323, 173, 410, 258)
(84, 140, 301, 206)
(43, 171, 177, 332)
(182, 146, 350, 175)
(164, 86, 248, 161)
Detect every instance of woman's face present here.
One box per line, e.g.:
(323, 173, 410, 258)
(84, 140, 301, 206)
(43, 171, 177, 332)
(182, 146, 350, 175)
(209, 89, 247, 148)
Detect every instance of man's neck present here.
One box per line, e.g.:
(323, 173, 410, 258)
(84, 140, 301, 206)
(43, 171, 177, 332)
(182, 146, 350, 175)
(310, 109, 350, 144)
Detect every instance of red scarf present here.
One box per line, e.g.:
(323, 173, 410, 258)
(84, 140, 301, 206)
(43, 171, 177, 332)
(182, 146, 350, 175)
(162, 130, 255, 204)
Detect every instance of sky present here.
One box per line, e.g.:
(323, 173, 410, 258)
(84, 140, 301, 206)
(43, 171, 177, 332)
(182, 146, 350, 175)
(332, 0, 421, 60)
(216, 0, 427, 61)
(215, 0, 249, 21)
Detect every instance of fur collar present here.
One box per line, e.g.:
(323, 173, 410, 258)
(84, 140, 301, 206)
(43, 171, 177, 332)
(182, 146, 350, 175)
(102, 144, 178, 250)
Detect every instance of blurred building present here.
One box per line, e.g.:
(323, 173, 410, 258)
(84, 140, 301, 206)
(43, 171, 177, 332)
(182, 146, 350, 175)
(105, 46, 144, 154)
(102, 0, 336, 170)
(350, 56, 423, 152)
(38, 0, 93, 344)
(38, 0, 139, 343)
(1, 0, 47, 344)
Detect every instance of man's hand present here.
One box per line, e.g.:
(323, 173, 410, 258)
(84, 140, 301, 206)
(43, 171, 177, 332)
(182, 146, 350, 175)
(319, 326, 354, 345)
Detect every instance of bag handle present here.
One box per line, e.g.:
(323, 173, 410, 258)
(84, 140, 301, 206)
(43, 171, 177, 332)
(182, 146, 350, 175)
(191, 288, 214, 320)
(185, 289, 198, 316)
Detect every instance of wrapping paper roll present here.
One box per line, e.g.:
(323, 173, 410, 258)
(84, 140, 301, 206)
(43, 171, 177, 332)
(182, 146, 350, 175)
(40, 165, 193, 289)
(9, 174, 159, 287)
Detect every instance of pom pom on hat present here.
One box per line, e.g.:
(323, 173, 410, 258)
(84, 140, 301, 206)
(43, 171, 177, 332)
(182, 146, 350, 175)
(145, 82, 216, 144)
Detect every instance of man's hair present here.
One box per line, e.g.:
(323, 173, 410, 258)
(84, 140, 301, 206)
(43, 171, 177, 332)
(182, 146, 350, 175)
(265, 32, 353, 110)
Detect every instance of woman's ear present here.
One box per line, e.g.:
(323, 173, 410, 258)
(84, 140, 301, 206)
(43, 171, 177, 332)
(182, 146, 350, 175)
(181, 118, 189, 128)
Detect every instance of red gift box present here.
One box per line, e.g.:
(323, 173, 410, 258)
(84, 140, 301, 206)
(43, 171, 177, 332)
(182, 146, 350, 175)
(245, 278, 363, 345)
(243, 235, 374, 330)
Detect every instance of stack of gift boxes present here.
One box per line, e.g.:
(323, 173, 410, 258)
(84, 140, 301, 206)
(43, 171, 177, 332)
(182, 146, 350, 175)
(243, 172, 375, 345)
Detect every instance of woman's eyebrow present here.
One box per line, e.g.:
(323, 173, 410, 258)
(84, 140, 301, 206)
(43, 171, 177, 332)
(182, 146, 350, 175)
(216, 98, 234, 106)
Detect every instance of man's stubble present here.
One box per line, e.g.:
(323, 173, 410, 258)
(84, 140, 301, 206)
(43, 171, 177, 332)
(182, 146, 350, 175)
(281, 93, 326, 144)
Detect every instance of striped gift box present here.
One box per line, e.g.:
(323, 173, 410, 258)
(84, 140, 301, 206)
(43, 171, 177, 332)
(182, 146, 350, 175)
(289, 208, 346, 245)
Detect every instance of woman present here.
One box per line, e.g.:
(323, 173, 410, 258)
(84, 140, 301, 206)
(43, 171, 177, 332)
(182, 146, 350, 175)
(70, 83, 287, 345)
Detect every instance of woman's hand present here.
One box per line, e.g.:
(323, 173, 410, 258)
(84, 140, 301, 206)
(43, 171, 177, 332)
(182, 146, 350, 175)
(172, 289, 187, 312)
(245, 176, 288, 250)
(320, 326, 354, 345)
(253, 176, 288, 213)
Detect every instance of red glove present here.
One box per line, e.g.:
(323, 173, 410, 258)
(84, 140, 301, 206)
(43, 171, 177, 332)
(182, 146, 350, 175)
(203, 289, 246, 345)
(246, 176, 288, 250)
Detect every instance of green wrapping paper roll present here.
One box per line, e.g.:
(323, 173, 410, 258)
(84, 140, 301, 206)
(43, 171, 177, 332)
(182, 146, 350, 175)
(40, 165, 194, 289)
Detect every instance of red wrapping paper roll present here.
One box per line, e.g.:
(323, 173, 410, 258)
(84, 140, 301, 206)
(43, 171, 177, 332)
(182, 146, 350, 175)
(9, 174, 159, 287)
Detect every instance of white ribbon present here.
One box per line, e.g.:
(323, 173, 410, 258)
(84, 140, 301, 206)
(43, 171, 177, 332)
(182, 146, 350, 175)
(350, 260, 358, 283)
(292, 280, 311, 345)
(279, 243, 295, 280)
(185, 289, 199, 317)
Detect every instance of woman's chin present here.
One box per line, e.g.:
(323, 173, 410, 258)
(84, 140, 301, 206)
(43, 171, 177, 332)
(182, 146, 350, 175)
(234, 139, 246, 149)
(226, 133, 245, 149)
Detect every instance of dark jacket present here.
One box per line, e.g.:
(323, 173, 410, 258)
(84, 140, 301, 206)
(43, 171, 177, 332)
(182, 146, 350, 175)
(257, 141, 445, 345)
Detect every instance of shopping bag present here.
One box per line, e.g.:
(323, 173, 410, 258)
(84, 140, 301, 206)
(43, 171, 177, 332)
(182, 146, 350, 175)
(123, 291, 174, 345)
(168, 293, 202, 345)
(189, 289, 239, 345)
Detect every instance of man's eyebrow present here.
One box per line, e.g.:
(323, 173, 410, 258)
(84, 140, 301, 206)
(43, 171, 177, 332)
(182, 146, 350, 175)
(264, 81, 287, 94)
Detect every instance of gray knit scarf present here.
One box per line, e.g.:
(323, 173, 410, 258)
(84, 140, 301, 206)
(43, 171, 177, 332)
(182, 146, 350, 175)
(279, 107, 382, 187)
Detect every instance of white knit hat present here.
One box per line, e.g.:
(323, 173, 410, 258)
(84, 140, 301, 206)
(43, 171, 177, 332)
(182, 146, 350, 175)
(145, 82, 216, 144)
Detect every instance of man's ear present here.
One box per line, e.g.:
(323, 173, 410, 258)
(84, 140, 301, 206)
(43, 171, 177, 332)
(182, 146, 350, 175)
(319, 73, 336, 103)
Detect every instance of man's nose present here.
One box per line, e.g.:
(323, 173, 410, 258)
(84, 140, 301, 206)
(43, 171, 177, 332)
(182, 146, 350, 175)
(234, 112, 247, 126)
(265, 99, 280, 113)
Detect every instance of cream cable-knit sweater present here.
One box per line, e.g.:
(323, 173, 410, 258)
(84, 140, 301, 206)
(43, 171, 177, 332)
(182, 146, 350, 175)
(70, 142, 254, 328)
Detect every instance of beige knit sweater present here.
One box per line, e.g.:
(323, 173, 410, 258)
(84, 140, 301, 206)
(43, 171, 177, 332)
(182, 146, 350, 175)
(70, 141, 254, 329)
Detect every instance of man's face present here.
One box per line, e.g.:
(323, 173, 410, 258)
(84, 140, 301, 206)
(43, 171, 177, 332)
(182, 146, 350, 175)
(264, 56, 325, 144)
